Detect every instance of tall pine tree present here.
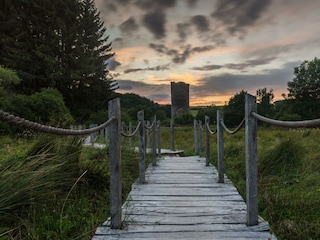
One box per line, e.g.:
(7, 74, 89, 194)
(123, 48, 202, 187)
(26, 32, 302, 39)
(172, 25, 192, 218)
(0, 0, 116, 121)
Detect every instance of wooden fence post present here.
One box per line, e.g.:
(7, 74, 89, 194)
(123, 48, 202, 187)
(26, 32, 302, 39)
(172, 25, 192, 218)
(170, 118, 175, 150)
(129, 122, 132, 146)
(105, 127, 109, 145)
(146, 120, 150, 149)
(100, 128, 104, 144)
(157, 120, 161, 156)
(194, 120, 199, 155)
(138, 110, 146, 183)
(108, 98, 122, 229)
(205, 116, 210, 166)
(198, 120, 202, 157)
(217, 110, 225, 183)
(89, 123, 95, 146)
(152, 116, 157, 166)
(245, 94, 258, 226)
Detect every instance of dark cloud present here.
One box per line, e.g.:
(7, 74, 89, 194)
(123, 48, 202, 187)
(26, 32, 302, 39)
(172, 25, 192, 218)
(225, 57, 277, 70)
(190, 15, 210, 32)
(124, 64, 170, 74)
(172, 46, 191, 64)
(135, 0, 176, 11)
(116, 79, 171, 103)
(192, 57, 276, 72)
(192, 64, 223, 71)
(142, 11, 166, 39)
(212, 0, 273, 35)
(193, 61, 298, 97)
(176, 22, 191, 41)
(149, 43, 214, 64)
(147, 93, 170, 102)
(106, 3, 117, 12)
(192, 45, 215, 53)
(116, 0, 130, 5)
(106, 58, 121, 70)
(187, 0, 198, 7)
(119, 17, 138, 34)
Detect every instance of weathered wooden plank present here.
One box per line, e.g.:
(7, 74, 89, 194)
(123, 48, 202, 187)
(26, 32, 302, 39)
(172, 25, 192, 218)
(96, 222, 270, 235)
(127, 194, 245, 202)
(123, 207, 247, 216)
(131, 183, 238, 189)
(92, 155, 277, 240)
(93, 231, 276, 240)
(124, 200, 245, 207)
(129, 188, 239, 196)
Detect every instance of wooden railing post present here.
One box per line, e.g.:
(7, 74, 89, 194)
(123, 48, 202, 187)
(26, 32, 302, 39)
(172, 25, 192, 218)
(157, 120, 161, 157)
(89, 123, 95, 146)
(121, 121, 125, 142)
(170, 118, 175, 150)
(152, 116, 157, 166)
(198, 120, 202, 157)
(194, 120, 199, 155)
(105, 127, 109, 145)
(129, 122, 132, 146)
(108, 98, 122, 229)
(138, 110, 146, 183)
(146, 120, 150, 149)
(217, 110, 225, 183)
(205, 116, 210, 166)
(245, 94, 258, 226)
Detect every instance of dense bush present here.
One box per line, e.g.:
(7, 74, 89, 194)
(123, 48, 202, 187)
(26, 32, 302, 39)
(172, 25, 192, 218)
(0, 88, 74, 133)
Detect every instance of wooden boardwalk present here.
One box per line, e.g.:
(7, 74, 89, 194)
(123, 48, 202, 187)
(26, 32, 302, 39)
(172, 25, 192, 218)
(92, 155, 277, 240)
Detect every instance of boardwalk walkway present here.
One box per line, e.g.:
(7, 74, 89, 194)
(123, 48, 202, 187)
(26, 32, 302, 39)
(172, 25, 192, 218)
(93, 155, 276, 240)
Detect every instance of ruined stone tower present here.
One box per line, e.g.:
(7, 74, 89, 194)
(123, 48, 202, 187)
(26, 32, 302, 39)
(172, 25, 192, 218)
(171, 81, 190, 118)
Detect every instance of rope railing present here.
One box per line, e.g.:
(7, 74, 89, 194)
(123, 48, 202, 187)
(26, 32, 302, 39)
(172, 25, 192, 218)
(0, 109, 115, 135)
(206, 122, 217, 135)
(251, 112, 320, 127)
(220, 118, 245, 135)
(144, 119, 156, 129)
(121, 121, 141, 137)
(245, 96, 320, 227)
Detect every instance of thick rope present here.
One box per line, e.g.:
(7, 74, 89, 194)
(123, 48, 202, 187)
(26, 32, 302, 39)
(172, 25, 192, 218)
(121, 121, 141, 137)
(144, 119, 156, 129)
(251, 112, 320, 128)
(206, 122, 217, 135)
(199, 123, 204, 131)
(220, 118, 245, 134)
(0, 109, 115, 136)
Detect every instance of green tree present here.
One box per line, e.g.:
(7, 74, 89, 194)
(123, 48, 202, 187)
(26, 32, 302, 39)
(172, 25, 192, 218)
(223, 90, 247, 127)
(256, 88, 274, 117)
(0, 66, 21, 97)
(286, 58, 320, 119)
(196, 106, 218, 123)
(0, 0, 115, 121)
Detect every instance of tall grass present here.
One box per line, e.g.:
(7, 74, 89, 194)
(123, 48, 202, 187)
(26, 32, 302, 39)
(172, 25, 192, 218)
(2, 126, 320, 239)
(0, 134, 147, 239)
(203, 128, 320, 240)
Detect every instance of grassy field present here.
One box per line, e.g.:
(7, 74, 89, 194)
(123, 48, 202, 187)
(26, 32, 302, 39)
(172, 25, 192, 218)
(1, 126, 320, 239)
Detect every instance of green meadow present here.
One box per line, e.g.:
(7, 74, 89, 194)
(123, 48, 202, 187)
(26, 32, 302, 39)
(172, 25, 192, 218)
(1, 126, 320, 239)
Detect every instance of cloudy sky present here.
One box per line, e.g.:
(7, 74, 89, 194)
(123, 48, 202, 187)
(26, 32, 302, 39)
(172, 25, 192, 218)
(95, 0, 320, 106)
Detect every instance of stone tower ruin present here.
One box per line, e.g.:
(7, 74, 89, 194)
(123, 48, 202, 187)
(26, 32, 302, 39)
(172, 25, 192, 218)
(171, 81, 190, 118)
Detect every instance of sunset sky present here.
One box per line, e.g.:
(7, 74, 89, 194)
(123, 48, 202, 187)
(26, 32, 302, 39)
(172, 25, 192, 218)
(94, 0, 320, 106)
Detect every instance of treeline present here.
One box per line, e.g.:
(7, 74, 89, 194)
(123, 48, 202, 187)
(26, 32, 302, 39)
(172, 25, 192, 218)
(119, 58, 320, 127)
(198, 58, 320, 126)
(0, 0, 116, 126)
